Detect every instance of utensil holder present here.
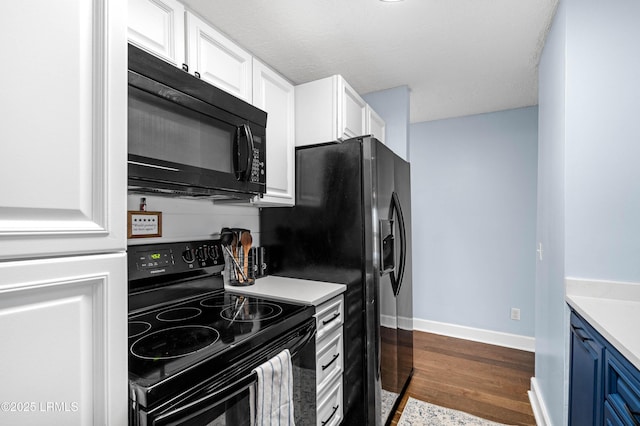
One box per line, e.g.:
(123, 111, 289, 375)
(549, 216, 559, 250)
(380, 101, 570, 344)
(221, 228, 255, 286)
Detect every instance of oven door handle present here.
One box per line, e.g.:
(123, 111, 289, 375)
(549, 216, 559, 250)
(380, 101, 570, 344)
(289, 321, 317, 358)
(153, 372, 258, 426)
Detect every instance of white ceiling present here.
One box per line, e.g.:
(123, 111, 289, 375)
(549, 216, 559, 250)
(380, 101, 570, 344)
(181, 0, 558, 123)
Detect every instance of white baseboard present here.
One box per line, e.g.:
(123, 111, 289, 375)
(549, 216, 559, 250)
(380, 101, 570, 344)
(381, 314, 397, 329)
(528, 377, 552, 426)
(381, 314, 413, 330)
(413, 318, 535, 352)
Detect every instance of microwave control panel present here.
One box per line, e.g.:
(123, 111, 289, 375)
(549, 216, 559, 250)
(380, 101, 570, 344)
(250, 149, 263, 183)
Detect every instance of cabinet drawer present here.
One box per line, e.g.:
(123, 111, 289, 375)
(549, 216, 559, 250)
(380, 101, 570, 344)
(316, 295, 343, 341)
(605, 351, 640, 425)
(316, 327, 343, 393)
(317, 375, 343, 426)
(605, 400, 626, 426)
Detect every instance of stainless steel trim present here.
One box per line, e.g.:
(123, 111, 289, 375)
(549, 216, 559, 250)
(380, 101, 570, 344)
(128, 160, 180, 172)
(361, 137, 382, 426)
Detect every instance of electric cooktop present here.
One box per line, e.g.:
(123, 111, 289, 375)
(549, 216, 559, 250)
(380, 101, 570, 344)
(128, 287, 310, 382)
(127, 239, 314, 410)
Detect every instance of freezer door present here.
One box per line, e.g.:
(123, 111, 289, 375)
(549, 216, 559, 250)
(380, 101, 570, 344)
(394, 149, 413, 402)
(373, 142, 400, 425)
(367, 138, 413, 425)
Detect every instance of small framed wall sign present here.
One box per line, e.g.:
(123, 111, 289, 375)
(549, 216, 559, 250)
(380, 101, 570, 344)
(128, 211, 162, 238)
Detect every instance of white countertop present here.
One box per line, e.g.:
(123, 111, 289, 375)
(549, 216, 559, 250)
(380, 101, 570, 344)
(225, 275, 346, 306)
(566, 278, 640, 370)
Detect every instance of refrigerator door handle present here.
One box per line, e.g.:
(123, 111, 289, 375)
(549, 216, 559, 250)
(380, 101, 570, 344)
(389, 191, 406, 297)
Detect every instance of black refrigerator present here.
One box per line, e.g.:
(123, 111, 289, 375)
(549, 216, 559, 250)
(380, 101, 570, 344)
(260, 136, 413, 425)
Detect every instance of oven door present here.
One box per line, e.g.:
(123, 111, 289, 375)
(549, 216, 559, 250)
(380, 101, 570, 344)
(137, 318, 316, 426)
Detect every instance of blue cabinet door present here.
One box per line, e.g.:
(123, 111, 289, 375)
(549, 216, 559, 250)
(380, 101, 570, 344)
(569, 312, 605, 426)
(605, 349, 640, 425)
(604, 401, 625, 426)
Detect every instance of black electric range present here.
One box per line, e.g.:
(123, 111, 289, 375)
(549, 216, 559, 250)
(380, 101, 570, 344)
(127, 240, 315, 422)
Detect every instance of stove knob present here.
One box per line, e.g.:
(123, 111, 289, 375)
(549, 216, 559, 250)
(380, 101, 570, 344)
(195, 246, 207, 262)
(208, 245, 219, 262)
(182, 249, 195, 264)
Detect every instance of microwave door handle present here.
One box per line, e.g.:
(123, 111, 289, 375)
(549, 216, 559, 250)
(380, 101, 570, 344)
(244, 124, 255, 179)
(234, 124, 255, 181)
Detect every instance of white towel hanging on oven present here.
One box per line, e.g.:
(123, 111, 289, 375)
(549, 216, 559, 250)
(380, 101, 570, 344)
(250, 349, 295, 426)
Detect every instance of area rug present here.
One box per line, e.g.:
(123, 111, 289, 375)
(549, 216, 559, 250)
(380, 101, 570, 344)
(398, 397, 508, 426)
(382, 389, 399, 423)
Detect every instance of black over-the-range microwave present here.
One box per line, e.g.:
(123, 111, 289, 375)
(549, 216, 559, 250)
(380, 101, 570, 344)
(127, 44, 267, 200)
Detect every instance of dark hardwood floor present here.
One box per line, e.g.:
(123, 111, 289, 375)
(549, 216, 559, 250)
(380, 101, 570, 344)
(389, 331, 536, 425)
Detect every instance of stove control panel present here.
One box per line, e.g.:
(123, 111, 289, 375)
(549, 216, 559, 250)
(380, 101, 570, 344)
(183, 242, 222, 268)
(128, 239, 224, 281)
(137, 248, 174, 270)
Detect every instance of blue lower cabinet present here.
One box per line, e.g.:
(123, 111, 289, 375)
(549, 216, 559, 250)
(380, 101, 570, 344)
(605, 401, 625, 426)
(569, 312, 605, 425)
(605, 350, 640, 426)
(570, 309, 640, 426)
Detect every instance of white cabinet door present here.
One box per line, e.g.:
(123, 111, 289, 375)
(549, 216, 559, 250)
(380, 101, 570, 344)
(295, 76, 338, 147)
(186, 11, 252, 102)
(295, 75, 373, 147)
(0, 253, 127, 426)
(252, 60, 295, 206)
(366, 105, 386, 144)
(339, 78, 367, 140)
(128, 0, 186, 67)
(0, 0, 127, 260)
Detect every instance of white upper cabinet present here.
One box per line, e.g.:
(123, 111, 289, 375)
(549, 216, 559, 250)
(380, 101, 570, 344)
(251, 60, 296, 206)
(295, 75, 384, 147)
(366, 105, 386, 144)
(128, 0, 186, 68)
(186, 11, 253, 102)
(340, 78, 367, 139)
(1, 0, 127, 260)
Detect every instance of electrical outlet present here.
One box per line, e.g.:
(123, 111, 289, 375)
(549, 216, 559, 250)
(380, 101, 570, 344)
(511, 308, 521, 321)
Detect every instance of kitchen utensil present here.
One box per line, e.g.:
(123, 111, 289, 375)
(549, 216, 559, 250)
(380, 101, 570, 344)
(240, 231, 253, 281)
(222, 245, 247, 281)
(220, 228, 233, 246)
(220, 228, 247, 282)
(231, 232, 242, 283)
(227, 296, 246, 326)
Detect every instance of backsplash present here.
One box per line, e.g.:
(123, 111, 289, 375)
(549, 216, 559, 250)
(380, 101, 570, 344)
(127, 195, 260, 246)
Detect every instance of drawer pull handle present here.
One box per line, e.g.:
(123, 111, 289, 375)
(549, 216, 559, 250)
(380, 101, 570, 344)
(322, 353, 340, 370)
(321, 404, 339, 426)
(571, 325, 592, 342)
(624, 404, 640, 426)
(322, 313, 340, 325)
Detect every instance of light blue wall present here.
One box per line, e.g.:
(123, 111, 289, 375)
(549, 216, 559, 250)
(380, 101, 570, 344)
(535, 0, 640, 423)
(564, 0, 640, 281)
(363, 86, 410, 161)
(535, 1, 568, 424)
(410, 107, 538, 337)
